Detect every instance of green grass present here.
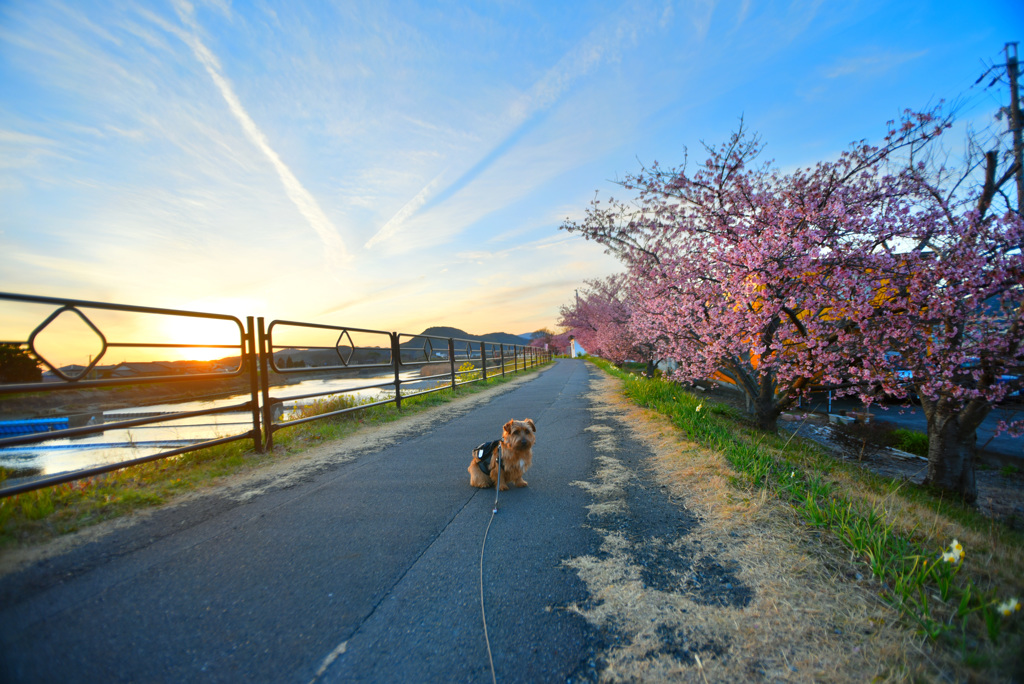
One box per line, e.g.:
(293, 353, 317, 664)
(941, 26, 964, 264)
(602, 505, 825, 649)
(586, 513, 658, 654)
(892, 427, 928, 457)
(591, 358, 1023, 676)
(0, 361, 551, 548)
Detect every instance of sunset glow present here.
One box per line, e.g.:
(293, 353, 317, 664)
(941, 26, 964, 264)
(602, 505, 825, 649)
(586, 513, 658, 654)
(158, 315, 246, 363)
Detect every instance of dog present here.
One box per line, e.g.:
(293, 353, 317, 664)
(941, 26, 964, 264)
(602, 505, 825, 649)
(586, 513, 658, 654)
(468, 418, 536, 491)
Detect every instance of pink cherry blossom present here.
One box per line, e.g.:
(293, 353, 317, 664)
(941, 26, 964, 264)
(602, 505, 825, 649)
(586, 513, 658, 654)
(561, 108, 1022, 503)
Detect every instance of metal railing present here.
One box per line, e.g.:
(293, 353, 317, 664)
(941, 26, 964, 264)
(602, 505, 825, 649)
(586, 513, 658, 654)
(0, 292, 551, 496)
(257, 322, 544, 450)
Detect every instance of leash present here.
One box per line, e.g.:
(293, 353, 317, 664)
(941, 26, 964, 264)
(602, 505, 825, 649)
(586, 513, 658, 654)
(492, 442, 503, 513)
(479, 441, 503, 684)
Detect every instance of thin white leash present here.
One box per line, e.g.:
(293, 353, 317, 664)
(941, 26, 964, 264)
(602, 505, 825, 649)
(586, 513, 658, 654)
(479, 441, 503, 684)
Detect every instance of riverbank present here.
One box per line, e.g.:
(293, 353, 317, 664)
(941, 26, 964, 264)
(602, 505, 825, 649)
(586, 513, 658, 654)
(0, 367, 392, 420)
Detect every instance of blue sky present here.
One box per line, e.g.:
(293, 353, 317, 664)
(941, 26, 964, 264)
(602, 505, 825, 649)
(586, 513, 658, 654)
(2, 0, 1021, 345)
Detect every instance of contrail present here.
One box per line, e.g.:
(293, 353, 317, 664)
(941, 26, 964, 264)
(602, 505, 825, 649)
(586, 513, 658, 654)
(363, 1, 649, 250)
(173, 3, 349, 262)
(364, 170, 445, 249)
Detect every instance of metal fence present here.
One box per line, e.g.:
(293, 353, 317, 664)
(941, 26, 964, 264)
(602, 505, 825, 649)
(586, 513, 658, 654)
(0, 292, 551, 496)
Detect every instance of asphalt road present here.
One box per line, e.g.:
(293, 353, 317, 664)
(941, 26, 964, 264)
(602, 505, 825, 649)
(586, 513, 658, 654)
(0, 359, 606, 683)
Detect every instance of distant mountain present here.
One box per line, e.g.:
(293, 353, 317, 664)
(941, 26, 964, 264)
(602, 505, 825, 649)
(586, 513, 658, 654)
(210, 327, 538, 369)
(416, 326, 534, 347)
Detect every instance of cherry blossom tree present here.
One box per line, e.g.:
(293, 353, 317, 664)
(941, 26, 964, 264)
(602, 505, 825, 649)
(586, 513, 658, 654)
(528, 328, 557, 351)
(841, 120, 1023, 502)
(563, 114, 945, 431)
(557, 274, 645, 366)
(562, 106, 1021, 502)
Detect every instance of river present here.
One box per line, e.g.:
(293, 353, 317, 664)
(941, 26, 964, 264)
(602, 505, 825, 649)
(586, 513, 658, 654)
(0, 370, 430, 479)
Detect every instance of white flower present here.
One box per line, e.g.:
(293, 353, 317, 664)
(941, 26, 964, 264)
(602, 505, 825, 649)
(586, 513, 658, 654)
(997, 598, 1020, 617)
(941, 539, 964, 564)
(695, 403, 703, 412)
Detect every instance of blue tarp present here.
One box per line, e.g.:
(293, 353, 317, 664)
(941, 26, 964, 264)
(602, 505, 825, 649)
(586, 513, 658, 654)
(0, 418, 70, 436)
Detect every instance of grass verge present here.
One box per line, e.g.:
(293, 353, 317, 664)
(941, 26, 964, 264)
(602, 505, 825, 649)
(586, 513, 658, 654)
(592, 358, 1023, 679)
(0, 363, 550, 550)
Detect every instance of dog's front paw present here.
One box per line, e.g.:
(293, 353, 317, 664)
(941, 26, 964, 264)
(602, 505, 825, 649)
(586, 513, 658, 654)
(498, 483, 510, 492)
(514, 478, 528, 487)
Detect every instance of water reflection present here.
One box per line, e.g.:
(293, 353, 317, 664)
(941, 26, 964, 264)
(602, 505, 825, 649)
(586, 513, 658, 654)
(1, 370, 429, 478)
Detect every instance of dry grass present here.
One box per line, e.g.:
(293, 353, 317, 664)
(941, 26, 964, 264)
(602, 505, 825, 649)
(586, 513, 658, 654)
(718, 415, 1024, 603)
(564, 368, 963, 682)
(827, 468, 1023, 596)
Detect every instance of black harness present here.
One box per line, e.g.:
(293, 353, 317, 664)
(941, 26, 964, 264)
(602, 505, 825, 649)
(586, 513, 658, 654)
(473, 440, 503, 472)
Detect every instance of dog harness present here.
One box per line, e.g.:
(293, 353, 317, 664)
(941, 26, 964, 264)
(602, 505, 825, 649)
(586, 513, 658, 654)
(473, 440, 502, 471)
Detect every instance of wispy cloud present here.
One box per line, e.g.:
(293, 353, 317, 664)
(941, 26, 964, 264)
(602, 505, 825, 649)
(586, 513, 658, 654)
(686, 0, 718, 41)
(363, 1, 659, 252)
(824, 49, 928, 79)
(170, 1, 350, 263)
(364, 170, 446, 249)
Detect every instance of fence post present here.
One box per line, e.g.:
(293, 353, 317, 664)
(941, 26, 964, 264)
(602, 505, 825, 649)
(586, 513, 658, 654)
(499, 344, 505, 377)
(391, 332, 403, 410)
(480, 342, 487, 381)
(448, 339, 456, 390)
(257, 318, 274, 451)
(245, 317, 262, 453)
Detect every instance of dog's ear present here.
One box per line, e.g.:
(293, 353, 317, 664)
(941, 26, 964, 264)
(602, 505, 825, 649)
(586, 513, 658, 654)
(524, 418, 536, 433)
(503, 419, 515, 435)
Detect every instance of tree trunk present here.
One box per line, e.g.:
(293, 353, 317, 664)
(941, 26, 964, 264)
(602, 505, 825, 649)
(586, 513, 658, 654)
(753, 404, 780, 432)
(752, 371, 780, 433)
(924, 410, 978, 504)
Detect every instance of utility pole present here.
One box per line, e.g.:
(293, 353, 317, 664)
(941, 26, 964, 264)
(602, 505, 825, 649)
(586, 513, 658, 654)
(1006, 42, 1023, 215)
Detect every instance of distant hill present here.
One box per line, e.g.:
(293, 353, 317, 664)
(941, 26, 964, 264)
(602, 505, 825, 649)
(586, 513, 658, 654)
(415, 326, 535, 347)
(205, 326, 537, 370)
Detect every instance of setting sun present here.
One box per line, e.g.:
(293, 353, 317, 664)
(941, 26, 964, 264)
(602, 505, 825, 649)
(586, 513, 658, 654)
(159, 314, 247, 362)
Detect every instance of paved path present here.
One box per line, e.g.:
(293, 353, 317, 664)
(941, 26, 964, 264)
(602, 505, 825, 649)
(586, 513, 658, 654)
(0, 360, 607, 683)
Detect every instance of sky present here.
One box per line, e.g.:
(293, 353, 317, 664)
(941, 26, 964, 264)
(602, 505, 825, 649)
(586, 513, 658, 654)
(1, 0, 1021, 363)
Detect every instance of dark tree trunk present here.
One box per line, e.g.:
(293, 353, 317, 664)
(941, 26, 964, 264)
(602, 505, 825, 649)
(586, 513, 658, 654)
(922, 402, 981, 504)
(753, 407, 780, 431)
(726, 358, 786, 432)
(751, 369, 782, 433)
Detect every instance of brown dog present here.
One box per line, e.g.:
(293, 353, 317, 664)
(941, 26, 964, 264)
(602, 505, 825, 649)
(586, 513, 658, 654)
(468, 418, 536, 491)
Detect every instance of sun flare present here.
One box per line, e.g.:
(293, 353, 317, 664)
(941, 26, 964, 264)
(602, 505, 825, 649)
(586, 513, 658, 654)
(159, 315, 247, 362)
